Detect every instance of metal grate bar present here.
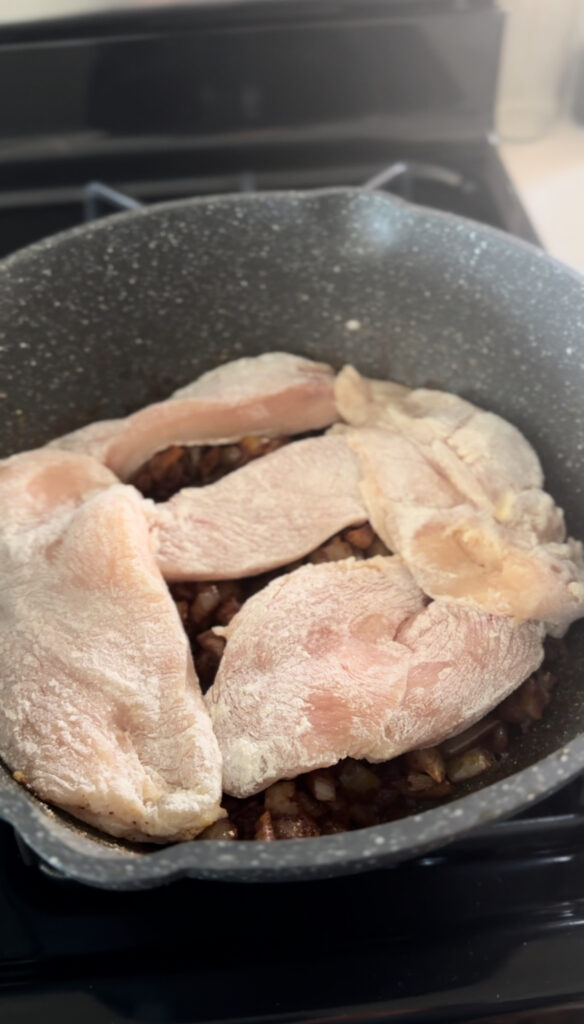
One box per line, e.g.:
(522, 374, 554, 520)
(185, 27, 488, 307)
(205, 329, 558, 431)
(83, 181, 143, 222)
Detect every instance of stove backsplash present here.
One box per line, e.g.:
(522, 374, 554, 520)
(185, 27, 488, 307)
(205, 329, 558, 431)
(0, 3, 502, 169)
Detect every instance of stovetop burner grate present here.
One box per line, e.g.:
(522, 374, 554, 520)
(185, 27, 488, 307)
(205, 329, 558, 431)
(0, 137, 540, 261)
(81, 160, 482, 222)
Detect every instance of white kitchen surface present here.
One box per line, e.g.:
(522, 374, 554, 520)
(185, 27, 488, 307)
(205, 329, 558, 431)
(500, 120, 584, 277)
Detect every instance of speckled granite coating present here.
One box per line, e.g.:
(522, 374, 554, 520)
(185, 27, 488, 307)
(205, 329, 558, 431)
(0, 188, 583, 888)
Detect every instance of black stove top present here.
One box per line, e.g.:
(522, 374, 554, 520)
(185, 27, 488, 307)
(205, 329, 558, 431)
(1, 2, 582, 1022)
(2, 779, 584, 1023)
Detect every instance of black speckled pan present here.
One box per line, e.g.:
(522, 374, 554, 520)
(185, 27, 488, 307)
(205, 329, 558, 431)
(1, 188, 584, 889)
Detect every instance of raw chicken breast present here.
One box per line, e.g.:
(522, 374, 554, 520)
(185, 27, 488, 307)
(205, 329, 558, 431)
(51, 352, 338, 480)
(206, 557, 544, 798)
(0, 451, 223, 842)
(150, 435, 366, 580)
(334, 366, 411, 428)
(337, 367, 584, 635)
(0, 447, 117, 534)
(336, 365, 544, 506)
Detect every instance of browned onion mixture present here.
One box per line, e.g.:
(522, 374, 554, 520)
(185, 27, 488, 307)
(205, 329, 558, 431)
(131, 439, 564, 842)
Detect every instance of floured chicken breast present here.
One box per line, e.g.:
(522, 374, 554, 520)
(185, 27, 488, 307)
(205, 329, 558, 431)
(149, 435, 366, 580)
(337, 367, 584, 636)
(2, 351, 580, 844)
(51, 352, 338, 480)
(0, 447, 117, 528)
(206, 557, 544, 798)
(336, 365, 545, 506)
(0, 450, 223, 842)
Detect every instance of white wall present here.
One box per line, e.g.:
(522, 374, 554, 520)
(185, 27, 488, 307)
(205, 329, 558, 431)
(497, 0, 584, 139)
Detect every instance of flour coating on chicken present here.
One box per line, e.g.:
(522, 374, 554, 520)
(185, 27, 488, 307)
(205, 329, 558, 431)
(0, 450, 223, 842)
(207, 557, 544, 798)
(336, 366, 584, 635)
(149, 434, 366, 580)
(51, 352, 338, 479)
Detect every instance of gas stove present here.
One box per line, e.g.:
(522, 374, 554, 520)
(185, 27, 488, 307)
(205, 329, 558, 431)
(1, 2, 584, 1023)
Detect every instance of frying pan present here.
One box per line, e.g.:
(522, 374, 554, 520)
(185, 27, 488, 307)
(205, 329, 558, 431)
(1, 188, 584, 889)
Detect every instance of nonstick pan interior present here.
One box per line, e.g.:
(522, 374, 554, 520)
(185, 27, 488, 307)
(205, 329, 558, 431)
(1, 188, 583, 887)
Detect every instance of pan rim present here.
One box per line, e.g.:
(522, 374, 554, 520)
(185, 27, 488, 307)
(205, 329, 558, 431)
(0, 185, 582, 287)
(1, 734, 583, 887)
